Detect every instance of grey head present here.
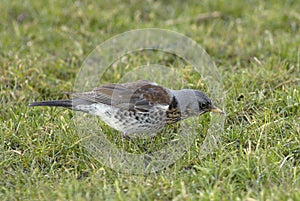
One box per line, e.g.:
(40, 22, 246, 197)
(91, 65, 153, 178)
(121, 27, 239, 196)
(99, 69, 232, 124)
(169, 89, 223, 118)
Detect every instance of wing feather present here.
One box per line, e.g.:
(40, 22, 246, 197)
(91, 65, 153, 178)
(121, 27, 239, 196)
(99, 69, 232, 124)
(70, 80, 172, 112)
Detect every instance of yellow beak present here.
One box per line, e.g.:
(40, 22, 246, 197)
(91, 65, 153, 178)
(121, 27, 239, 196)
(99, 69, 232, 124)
(210, 106, 224, 114)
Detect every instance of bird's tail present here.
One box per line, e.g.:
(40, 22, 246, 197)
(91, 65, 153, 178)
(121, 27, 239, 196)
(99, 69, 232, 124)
(29, 100, 72, 108)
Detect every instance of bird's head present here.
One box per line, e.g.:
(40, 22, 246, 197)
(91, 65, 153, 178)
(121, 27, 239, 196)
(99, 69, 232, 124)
(169, 89, 224, 117)
(193, 90, 224, 115)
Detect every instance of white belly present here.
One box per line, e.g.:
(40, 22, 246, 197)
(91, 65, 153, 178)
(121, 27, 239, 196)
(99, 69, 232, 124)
(75, 103, 168, 135)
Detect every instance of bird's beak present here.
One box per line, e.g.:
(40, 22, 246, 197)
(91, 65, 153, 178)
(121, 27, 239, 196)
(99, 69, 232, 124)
(210, 105, 224, 114)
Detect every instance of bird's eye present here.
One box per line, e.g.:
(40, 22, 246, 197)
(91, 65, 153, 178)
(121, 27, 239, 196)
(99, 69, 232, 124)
(198, 102, 206, 109)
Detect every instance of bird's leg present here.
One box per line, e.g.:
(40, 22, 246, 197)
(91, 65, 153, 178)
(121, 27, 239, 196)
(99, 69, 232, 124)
(119, 132, 127, 148)
(121, 131, 132, 141)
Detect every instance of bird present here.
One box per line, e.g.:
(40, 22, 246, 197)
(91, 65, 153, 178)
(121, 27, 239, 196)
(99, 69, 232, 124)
(29, 80, 223, 135)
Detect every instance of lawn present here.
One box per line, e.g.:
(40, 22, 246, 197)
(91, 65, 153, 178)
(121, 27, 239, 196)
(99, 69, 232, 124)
(1, 0, 300, 200)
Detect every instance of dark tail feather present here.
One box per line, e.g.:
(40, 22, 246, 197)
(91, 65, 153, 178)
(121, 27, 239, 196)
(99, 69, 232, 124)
(29, 100, 72, 108)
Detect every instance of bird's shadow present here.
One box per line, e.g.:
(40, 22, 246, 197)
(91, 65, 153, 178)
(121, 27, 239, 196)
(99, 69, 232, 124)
(105, 123, 181, 154)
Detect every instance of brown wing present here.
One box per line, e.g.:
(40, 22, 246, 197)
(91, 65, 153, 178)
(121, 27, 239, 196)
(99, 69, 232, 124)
(71, 80, 172, 112)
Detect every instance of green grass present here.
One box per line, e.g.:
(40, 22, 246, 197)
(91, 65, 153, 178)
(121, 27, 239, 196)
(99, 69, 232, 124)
(1, 0, 300, 200)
